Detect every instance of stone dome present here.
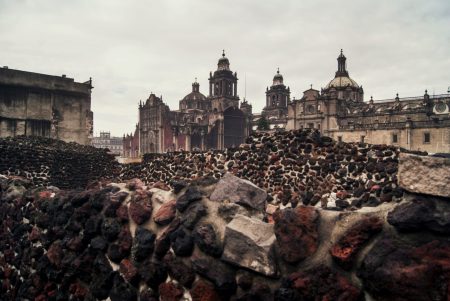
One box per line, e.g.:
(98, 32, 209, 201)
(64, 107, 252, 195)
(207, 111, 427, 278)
(273, 68, 284, 86)
(325, 76, 359, 89)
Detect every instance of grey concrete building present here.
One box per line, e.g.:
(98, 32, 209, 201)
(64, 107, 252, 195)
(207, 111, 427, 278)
(91, 131, 123, 156)
(0, 66, 93, 145)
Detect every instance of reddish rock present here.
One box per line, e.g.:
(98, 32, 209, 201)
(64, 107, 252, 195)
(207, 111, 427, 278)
(152, 181, 171, 191)
(191, 280, 221, 301)
(358, 236, 450, 301)
(69, 281, 88, 299)
(336, 190, 349, 200)
(119, 259, 139, 284)
(118, 226, 133, 254)
(116, 204, 129, 223)
(66, 236, 84, 251)
(163, 253, 196, 288)
(153, 200, 176, 225)
(155, 218, 181, 258)
(129, 191, 153, 225)
(126, 178, 144, 191)
(159, 281, 184, 301)
(273, 206, 319, 263)
(29, 226, 41, 242)
(330, 216, 383, 269)
(47, 241, 63, 267)
(280, 265, 361, 301)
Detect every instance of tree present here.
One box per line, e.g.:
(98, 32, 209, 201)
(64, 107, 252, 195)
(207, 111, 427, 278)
(257, 116, 270, 131)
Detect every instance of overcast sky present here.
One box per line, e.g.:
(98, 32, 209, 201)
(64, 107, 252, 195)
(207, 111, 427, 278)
(1, 0, 449, 136)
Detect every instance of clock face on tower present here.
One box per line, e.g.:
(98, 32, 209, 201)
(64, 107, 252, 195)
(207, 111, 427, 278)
(434, 102, 448, 114)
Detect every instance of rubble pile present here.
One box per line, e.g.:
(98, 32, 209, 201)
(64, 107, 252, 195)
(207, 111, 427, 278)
(120, 130, 404, 210)
(0, 136, 120, 189)
(1, 162, 449, 300)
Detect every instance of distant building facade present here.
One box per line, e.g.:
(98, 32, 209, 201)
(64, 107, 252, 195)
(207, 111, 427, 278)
(92, 131, 123, 155)
(286, 50, 450, 153)
(126, 51, 252, 155)
(123, 124, 140, 158)
(0, 67, 93, 145)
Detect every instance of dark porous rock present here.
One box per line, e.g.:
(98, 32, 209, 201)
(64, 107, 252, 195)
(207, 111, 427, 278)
(111, 190, 129, 203)
(163, 253, 196, 288)
(190, 279, 221, 301)
(273, 206, 319, 263)
(237, 273, 253, 291)
(116, 204, 129, 223)
(159, 281, 184, 301)
(125, 178, 144, 191)
(210, 173, 267, 211)
(84, 215, 103, 238)
(279, 265, 362, 301)
(139, 288, 158, 301)
(238, 283, 272, 301)
(192, 256, 237, 297)
(387, 197, 450, 234)
(138, 260, 168, 289)
(193, 223, 223, 257)
(170, 227, 194, 257)
(358, 235, 450, 301)
(101, 218, 121, 241)
(153, 199, 177, 226)
(104, 200, 121, 218)
(46, 240, 63, 267)
(132, 227, 156, 262)
(171, 180, 188, 194)
(129, 190, 153, 225)
(90, 272, 115, 299)
(330, 216, 383, 269)
(155, 218, 181, 258)
(181, 202, 208, 230)
(109, 273, 137, 301)
(117, 226, 133, 255)
(108, 243, 128, 264)
(176, 186, 203, 212)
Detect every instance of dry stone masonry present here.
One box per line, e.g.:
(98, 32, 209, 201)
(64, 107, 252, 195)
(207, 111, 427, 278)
(0, 130, 449, 300)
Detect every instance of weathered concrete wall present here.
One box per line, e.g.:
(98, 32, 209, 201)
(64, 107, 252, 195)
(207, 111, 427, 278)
(0, 67, 93, 145)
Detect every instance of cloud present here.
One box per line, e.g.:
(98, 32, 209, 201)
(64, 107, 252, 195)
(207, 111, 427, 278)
(1, 0, 449, 136)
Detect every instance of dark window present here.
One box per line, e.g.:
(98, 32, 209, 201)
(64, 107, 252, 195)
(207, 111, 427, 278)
(424, 132, 431, 144)
(392, 134, 398, 143)
(338, 136, 342, 142)
(360, 135, 365, 143)
(308, 123, 314, 129)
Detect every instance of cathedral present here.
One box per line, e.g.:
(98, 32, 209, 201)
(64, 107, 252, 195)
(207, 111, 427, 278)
(124, 51, 252, 155)
(254, 50, 450, 153)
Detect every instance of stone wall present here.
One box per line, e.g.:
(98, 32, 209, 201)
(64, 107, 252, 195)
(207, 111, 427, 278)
(0, 136, 119, 189)
(0, 168, 448, 300)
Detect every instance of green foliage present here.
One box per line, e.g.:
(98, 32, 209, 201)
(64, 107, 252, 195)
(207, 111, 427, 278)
(257, 116, 270, 131)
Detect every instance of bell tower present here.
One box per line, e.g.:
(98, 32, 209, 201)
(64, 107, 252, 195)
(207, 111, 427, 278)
(208, 50, 239, 112)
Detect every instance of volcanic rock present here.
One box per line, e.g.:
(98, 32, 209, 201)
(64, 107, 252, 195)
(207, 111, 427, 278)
(192, 256, 237, 297)
(159, 281, 184, 301)
(273, 206, 319, 263)
(330, 216, 383, 269)
(132, 227, 156, 262)
(193, 223, 223, 257)
(163, 253, 195, 288)
(153, 199, 176, 225)
(387, 197, 450, 234)
(358, 235, 450, 301)
(176, 186, 203, 212)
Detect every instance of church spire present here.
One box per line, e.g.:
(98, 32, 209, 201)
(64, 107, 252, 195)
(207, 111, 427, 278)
(336, 49, 349, 77)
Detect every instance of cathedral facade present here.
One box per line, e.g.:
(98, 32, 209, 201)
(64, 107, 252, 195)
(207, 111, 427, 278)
(126, 52, 252, 154)
(261, 50, 449, 153)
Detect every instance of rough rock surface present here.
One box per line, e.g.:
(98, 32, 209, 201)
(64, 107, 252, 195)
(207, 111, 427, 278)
(387, 196, 450, 234)
(210, 173, 267, 211)
(330, 216, 383, 269)
(273, 206, 319, 263)
(358, 235, 450, 301)
(398, 153, 450, 197)
(222, 214, 276, 276)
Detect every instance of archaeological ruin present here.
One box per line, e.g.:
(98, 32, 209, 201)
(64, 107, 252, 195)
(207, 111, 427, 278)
(1, 129, 449, 300)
